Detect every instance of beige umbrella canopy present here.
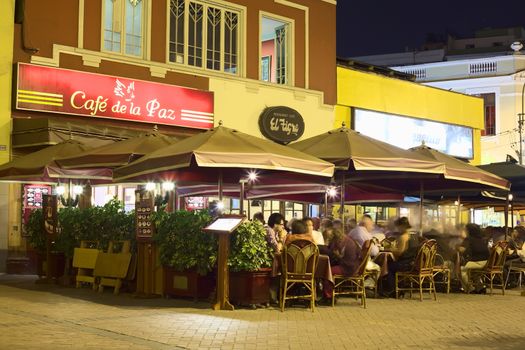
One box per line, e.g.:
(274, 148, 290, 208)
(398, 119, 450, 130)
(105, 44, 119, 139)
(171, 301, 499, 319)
(410, 144, 510, 191)
(0, 139, 111, 183)
(113, 125, 335, 182)
(289, 126, 444, 174)
(56, 133, 177, 169)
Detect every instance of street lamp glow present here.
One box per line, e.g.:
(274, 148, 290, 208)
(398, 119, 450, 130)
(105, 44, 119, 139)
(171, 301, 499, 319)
(73, 185, 84, 195)
(327, 187, 337, 198)
(216, 201, 225, 210)
(162, 181, 175, 191)
(509, 193, 514, 201)
(145, 182, 156, 191)
(55, 185, 66, 195)
(247, 171, 258, 182)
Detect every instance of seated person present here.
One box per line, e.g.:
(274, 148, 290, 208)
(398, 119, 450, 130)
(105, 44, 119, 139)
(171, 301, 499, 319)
(349, 215, 379, 257)
(384, 217, 420, 295)
(459, 223, 489, 293)
(285, 219, 314, 245)
(321, 233, 363, 300)
(506, 226, 525, 263)
(304, 216, 325, 245)
(265, 213, 287, 253)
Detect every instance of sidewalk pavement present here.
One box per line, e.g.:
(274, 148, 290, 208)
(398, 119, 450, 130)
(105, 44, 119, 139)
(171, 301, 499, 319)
(0, 274, 524, 350)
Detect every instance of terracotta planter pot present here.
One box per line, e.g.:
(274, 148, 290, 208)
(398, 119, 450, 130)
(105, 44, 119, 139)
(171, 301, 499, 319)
(229, 268, 271, 306)
(163, 267, 215, 300)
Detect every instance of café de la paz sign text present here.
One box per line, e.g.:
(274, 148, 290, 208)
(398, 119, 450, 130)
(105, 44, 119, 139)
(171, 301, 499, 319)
(16, 63, 214, 129)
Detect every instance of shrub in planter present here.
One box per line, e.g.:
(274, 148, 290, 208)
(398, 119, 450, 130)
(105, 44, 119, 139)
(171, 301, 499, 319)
(154, 210, 216, 298)
(228, 220, 274, 306)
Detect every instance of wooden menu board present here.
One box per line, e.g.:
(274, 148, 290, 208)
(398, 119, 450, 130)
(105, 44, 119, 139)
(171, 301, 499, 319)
(135, 189, 155, 242)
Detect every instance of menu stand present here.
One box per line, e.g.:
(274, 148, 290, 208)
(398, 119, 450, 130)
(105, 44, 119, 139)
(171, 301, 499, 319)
(203, 215, 245, 311)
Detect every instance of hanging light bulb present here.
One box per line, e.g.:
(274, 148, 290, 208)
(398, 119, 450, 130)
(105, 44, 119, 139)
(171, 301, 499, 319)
(55, 185, 66, 195)
(162, 182, 175, 191)
(145, 182, 156, 191)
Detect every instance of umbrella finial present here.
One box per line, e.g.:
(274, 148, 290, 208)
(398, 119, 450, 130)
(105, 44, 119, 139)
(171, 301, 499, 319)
(421, 140, 426, 146)
(218, 120, 223, 126)
(341, 121, 346, 129)
(153, 124, 158, 132)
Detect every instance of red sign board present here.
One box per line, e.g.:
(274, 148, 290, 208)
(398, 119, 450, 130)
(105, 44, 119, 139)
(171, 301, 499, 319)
(16, 63, 214, 129)
(24, 184, 52, 209)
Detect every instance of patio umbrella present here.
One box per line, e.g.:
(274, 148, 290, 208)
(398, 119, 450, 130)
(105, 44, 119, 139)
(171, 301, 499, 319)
(289, 126, 445, 228)
(0, 139, 111, 183)
(410, 144, 509, 192)
(113, 125, 335, 183)
(56, 132, 177, 169)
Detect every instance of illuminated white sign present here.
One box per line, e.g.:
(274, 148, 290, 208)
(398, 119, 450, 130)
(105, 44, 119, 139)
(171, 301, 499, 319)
(354, 109, 473, 159)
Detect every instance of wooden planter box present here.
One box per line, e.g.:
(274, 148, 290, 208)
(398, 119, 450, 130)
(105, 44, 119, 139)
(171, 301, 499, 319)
(163, 267, 215, 300)
(229, 268, 271, 306)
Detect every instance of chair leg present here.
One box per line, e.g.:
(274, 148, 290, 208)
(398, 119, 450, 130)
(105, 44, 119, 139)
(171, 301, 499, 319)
(501, 273, 505, 296)
(419, 278, 423, 302)
(395, 273, 399, 299)
(362, 279, 367, 309)
(489, 275, 494, 296)
(311, 282, 315, 312)
(432, 277, 437, 301)
(446, 271, 450, 294)
(280, 282, 286, 312)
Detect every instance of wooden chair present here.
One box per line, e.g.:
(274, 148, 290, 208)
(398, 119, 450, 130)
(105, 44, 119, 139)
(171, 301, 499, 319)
(468, 241, 508, 295)
(395, 239, 438, 301)
(432, 253, 451, 294)
(505, 260, 525, 289)
(280, 239, 319, 312)
(332, 239, 373, 308)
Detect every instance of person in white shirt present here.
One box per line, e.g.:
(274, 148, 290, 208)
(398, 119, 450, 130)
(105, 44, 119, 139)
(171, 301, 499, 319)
(304, 217, 325, 245)
(349, 215, 379, 257)
(349, 214, 381, 288)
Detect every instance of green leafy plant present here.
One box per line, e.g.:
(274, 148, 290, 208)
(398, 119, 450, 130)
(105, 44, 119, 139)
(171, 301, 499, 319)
(25, 209, 46, 252)
(154, 210, 216, 275)
(228, 220, 274, 272)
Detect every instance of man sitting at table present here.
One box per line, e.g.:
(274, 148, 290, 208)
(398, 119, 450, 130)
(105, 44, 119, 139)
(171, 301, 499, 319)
(349, 215, 381, 286)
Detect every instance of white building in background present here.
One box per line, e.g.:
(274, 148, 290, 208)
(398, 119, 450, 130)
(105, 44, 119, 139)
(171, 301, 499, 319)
(352, 27, 525, 165)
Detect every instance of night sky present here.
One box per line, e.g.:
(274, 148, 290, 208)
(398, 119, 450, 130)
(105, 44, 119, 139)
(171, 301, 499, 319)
(337, 0, 525, 58)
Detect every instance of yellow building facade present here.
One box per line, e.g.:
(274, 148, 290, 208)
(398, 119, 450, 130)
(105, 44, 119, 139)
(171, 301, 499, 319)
(334, 63, 484, 226)
(335, 64, 484, 164)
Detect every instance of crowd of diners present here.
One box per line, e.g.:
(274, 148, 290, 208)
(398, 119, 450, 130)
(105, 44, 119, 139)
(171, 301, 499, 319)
(253, 211, 525, 305)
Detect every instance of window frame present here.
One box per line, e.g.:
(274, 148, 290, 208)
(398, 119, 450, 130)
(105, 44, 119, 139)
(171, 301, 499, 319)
(166, 0, 245, 76)
(101, 0, 151, 59)
(259, 11, 295, 86)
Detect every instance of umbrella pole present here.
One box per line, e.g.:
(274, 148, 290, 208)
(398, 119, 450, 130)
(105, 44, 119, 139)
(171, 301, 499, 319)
(340, 173, 346, 234)
(239, 180, 245, 216)
(324, 191, 328, 218)
(505, 193, 509, 240)
(419, 181, 424, 235)
(218, 170, 223, 208)
(457, 195, 461, 226)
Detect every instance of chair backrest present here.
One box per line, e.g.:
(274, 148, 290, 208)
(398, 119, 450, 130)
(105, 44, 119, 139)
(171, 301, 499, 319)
(355, 239, 373, 276)
(484, 241, 508, 271)
(282, 239, 319, 277)
(412, 239, 437, 274)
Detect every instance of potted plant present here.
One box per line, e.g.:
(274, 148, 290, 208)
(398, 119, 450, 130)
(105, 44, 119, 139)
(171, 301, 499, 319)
(154, 210, 216, 299)
(228, 220, 274, 307)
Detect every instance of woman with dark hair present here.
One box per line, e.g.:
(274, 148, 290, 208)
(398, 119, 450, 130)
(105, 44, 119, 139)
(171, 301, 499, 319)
(459, 223, 489, 293)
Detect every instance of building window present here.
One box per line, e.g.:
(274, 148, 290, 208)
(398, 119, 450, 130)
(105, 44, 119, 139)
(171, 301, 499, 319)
(260, 16, 291, 84)
(478, 93, 496, 136)
(103, 0, 145, 57)
(169, 0, 240, 74)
